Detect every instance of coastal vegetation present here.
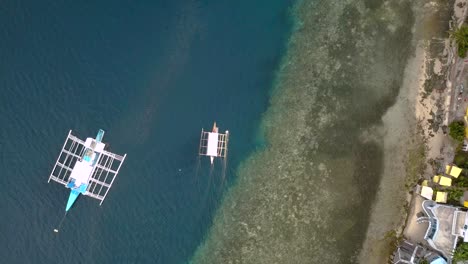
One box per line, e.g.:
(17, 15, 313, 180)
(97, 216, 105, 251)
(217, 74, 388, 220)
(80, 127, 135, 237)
(454, 242, 468, 262)
(447, 189, 464, 204)
(454, 174, 468, 187)
(454, 151, 468, 169)
(450, 24, 468, 58)
(449, 120, 466, 142)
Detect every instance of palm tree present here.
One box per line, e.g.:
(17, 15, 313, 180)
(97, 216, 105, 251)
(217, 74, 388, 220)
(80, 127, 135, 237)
(449, 25, 468, 58)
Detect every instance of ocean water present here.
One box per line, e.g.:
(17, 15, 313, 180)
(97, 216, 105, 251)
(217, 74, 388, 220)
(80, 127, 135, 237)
(0, 1, 293, 263)
(191, 0, 417, 263)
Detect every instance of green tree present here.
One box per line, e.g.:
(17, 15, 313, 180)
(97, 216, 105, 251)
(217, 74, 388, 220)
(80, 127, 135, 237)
(450, 25, 468, 57)
(454, 242, 468, 261)
(449, 121, 466, 142)
(448, 189, 464, 204)
(419, 259, 429, 264)
(454, 175, 468, 187)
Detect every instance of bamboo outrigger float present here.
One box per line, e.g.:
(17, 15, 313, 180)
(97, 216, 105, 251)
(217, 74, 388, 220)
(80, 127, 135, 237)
(48, 130, 126, 214)
(199, 122, 229, 164)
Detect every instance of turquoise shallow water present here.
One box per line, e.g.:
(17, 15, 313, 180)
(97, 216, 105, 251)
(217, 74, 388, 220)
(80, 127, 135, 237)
(191, 0, 417, 263)
(0, 1, 293, 263)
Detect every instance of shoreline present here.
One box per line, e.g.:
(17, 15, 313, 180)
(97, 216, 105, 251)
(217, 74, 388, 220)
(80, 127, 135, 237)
(358, 0, 459, 262)
(357, 42, 427, 264)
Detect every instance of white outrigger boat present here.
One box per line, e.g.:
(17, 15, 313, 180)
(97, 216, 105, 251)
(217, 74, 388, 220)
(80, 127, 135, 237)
(48, 129, 126, 215)
(199, 122, 229, 164)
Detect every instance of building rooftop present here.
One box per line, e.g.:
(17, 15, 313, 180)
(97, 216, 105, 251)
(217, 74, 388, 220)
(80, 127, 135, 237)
(392, 239, 446, 264)
(393, 240, 423, 264)
(422, 200, 459, 259)
(421, 186, 434, 200)
(453, 211, 468, 242)
(446, 165, 462, 178)
(433, 175, 452, 187)
(429, 257, 447, 264)
(435, 192, 448, 203)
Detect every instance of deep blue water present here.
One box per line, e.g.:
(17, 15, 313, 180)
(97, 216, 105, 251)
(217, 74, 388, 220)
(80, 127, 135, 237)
(0, 1, 293, 263)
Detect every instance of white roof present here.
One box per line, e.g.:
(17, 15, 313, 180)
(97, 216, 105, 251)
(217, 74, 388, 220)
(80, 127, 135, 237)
(421, 186, 434, 200)
(69, 160, 93, 186)
(206, 132, 219, 157)
(430, 258, 447, 264)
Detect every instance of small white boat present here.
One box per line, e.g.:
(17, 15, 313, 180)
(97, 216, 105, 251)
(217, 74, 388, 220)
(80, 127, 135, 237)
(199, 122, 229, 164)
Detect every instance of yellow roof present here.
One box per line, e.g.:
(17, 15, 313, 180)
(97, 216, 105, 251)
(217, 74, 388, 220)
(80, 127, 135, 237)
(439, 176, 452, 186)
(446, 165, 463, 178)
(464, 201, 468, 208)
(436, 192, 448, 203)
(433, 175, 440, 183)
(422, 180, 428, 186)
(466, 106, 468, 116)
